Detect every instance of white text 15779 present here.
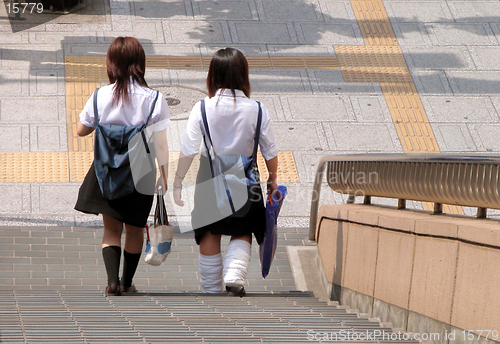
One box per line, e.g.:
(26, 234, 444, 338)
(6, 3, 44, 14)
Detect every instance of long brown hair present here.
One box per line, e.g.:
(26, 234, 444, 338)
(206, 48, 250, 98)
(106, 37, 148, 104)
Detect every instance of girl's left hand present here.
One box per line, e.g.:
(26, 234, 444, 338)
(173, 184, 184, 206)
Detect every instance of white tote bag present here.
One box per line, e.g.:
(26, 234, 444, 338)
(144, 187, 174, 266)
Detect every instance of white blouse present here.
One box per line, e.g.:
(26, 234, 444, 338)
(181, 89, 279, 160)
(79, 82, 170, 132)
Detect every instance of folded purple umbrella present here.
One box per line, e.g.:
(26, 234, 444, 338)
(260, 185, 287, 278)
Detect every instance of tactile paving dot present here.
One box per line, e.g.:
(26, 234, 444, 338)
(0, 153, 69, 183)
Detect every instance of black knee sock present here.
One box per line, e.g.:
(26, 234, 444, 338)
(102, 246, 121, 286)
(122, 251, 141, 288)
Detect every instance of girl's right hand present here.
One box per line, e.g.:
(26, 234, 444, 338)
(267, 178, 278, 196)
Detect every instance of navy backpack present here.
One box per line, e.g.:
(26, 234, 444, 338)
(93, 88, 159, 200)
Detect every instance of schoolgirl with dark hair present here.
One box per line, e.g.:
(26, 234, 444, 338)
(173, 48, 279, 296)
(75, 37, 171, 296)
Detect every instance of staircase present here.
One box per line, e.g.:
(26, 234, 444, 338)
(0, 225, 420, 343)
(1, 290, 419, 343)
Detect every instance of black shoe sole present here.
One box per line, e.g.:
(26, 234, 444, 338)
(226, 285, 246, 297)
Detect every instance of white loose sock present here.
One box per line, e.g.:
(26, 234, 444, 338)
(198, 253, 223, 293)
(223, 239, 251, 287)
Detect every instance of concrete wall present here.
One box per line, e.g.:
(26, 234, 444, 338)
(316, 204, 500, 344)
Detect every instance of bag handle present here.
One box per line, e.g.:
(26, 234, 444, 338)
(155, 186, 169, 226)
(145, 224, 150, 242)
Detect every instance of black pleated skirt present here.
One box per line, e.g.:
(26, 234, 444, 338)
(74, 162, 154, 228)
(192, 155, 266, 245)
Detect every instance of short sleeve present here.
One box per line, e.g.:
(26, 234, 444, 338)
(258, 103, 279, 160)
(149, 93, 171, 132)
(79, 92, 96, 128)
(180, 101, 204, 158)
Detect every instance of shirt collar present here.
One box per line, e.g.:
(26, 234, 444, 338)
(215, 88, 247, 98)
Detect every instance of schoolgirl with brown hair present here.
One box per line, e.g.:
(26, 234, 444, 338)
(75, 37, 171, 296)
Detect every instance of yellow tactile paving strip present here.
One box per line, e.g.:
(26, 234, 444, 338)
(68, 151, 93, 183)
(64, 56, 107, 82)
(257, 151, 300, 183)
(66, 81, 100, 152)
(346, 0, 441, 154)
(334, 45, 411, 83)
(381, 82, 439, 152)
(343, 0, 463, 214)
(65, 55, 340, 80)
(1, 151, 299, 184)
(351, 0, 398, 46)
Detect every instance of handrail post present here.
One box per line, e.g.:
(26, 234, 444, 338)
(477, 207, 487, 219)
(309, 159, 328, 242)
(434, 203, 443, 214)
(398, 199, 406, 209)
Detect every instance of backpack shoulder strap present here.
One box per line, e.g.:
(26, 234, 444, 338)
(252, 101, 263, 160)
(200, 99, 214, 148)
(144, 90, 160, 127)
(93, 88, 100, 125)
(200, 100, 216, 177)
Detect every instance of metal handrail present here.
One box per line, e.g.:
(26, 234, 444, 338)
(309, 154, 500, 241)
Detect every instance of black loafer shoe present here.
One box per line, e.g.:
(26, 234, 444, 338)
(226, 285, 246, 297)
(120, 283, 137, 294)
(105, 284, 121, 296)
